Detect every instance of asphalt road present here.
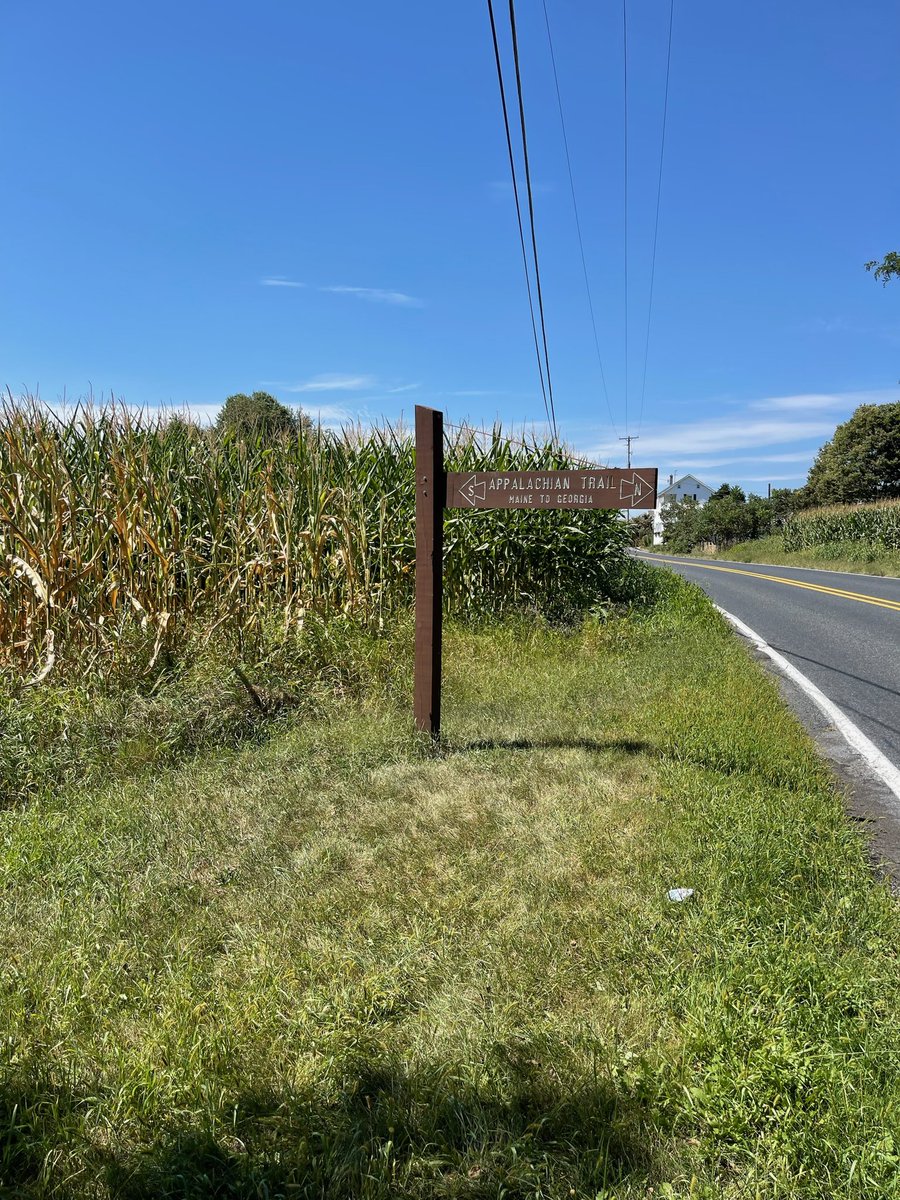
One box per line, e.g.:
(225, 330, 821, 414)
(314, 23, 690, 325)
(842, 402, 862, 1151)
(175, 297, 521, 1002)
(635, 551, 900, 771)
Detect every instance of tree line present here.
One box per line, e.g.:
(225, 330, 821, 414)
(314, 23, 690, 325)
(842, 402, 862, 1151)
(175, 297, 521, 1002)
(649, 400, 900, 553)
(651, 252, 899, 553)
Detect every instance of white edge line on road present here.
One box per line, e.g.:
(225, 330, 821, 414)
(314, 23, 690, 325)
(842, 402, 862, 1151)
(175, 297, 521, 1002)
(716, 604, 900, 804)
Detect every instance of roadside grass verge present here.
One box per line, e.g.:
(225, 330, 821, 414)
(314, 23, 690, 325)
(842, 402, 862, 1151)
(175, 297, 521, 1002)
(0, 614, 408, 810)
(688, 533, 900, 577)
(1, 575, 899, 1197)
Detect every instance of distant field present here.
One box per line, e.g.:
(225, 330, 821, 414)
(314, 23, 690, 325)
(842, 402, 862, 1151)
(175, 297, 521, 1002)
(666, 498, 900, 575)
(2, 576, 898, 1198)
(783, 498, 900, 554)
(691, 533, 900, 576)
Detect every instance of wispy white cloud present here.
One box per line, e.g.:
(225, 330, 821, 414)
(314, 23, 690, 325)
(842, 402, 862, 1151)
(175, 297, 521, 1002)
(589, 417, 836, 462)
(141, 403, 223, 425)
(802, 316, 900, 345)
(760, 450, 824, 462)
(260, 277, 425, 307)
(574, 387, 900, 489)
(804, 316, 852, 335)
(322, 285, 424, 308)
(271, 373, 375, 394)
(260, 276, 306, 288)
(740, 474, 809, 483)
(130, 401, 353, 430)
(682, 450, 818, 470)
(445, 389, 508, 398)
(747, 390, 882, 413)
(586, 390, 897, 464)
(39, 392, 371, 433)
(302, 403, 355, 424)
(258, 375, 423, 404)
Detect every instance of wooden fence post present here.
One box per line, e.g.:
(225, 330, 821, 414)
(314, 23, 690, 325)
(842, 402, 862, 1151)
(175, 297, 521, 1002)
(414, 405, 444, 738)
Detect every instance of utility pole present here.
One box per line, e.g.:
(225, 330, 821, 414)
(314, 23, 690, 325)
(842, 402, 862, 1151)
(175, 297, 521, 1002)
(619, 434, 639, 468)
(619, 435, 639, 532)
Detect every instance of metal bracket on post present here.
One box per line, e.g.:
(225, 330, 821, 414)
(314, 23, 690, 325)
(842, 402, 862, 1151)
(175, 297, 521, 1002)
(414, 405, 444, 739)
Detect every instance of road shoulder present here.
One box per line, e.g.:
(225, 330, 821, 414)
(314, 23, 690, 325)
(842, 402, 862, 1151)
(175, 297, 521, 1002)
(724, 612, 900, 888)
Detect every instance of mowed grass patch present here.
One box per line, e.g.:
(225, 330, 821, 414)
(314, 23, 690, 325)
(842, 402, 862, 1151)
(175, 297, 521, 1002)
(1, 580, 899, 1197)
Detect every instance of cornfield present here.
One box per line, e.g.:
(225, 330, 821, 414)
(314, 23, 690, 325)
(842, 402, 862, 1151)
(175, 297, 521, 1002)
(1, 400, 628, 680)
(782, 499, 900, 552)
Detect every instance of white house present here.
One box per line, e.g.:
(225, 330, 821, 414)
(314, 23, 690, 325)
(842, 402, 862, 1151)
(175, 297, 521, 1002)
(652, 474, 713, 545)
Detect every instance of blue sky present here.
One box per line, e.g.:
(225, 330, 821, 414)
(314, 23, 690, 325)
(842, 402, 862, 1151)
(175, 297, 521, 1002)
(2, 0, 898, 492)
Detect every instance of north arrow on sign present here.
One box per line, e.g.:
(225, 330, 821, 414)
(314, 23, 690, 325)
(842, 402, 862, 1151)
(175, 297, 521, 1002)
(619, 472, 654, 504)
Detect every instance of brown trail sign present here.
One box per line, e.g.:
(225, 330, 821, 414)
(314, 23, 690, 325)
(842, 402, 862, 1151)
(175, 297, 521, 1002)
(446, 468, 657, 510)
(414, 406, 658, 738)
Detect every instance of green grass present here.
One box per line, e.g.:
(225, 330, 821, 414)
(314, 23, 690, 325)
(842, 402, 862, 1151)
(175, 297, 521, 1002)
(1, 576, 899, 1197)
(688, 533, 900, 576)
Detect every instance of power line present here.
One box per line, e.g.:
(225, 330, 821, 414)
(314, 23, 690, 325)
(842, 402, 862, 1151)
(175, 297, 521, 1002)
(622, 0, 629, 443)
(444, 419, 603, 469)
(444, 417, 600, 463)
(506, 0, 558, 446)
(485, 0, 552, 436)
(638, 0, 675, 434)
(540, 0, 618, 441)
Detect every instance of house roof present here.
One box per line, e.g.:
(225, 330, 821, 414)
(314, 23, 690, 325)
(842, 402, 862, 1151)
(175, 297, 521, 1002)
(657, 473, 712, 497)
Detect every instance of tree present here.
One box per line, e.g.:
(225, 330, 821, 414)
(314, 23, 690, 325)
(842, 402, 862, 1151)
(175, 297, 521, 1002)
(711, 483, 746, 503)
(865, 252, 900, 285)
(805, 403, 900, 505)
(662, 484, 789, 552)
(661, 497, 709, 553)
(216, 391, 308, 441)
(626, 512, 653, 547)
(768, 487, 803, 522)
(704, 495, 756, 545)
(744, 494, 775, 537)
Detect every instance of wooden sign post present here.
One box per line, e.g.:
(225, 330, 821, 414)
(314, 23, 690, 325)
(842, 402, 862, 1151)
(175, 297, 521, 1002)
(413, 405, 657, 737)
(414, 406, 444, 737)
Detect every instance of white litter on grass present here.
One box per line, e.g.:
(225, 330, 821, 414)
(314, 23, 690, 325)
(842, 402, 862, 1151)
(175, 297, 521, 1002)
(667, 887, 694, 902)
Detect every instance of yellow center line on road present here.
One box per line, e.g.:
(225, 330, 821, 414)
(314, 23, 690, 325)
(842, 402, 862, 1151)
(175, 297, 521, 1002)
(650, 556, 900, 614)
